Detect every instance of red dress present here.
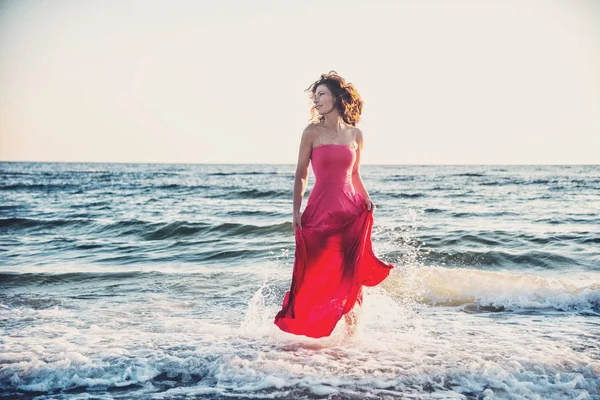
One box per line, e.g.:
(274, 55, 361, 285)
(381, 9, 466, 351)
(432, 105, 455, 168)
(274, 144, 394, 338)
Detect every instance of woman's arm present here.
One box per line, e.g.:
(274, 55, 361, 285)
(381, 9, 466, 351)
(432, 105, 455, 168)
(351, 128, 374, 210)
(293, 126, 314, 228)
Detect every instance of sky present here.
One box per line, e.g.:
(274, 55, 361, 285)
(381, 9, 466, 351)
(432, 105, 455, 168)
(0, 0, 599, 165)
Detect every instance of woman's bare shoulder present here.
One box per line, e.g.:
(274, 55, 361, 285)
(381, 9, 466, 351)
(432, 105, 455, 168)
(352, 127, 364, 144)
(303, 123, 318, 134)
(301, 123, 319, 140)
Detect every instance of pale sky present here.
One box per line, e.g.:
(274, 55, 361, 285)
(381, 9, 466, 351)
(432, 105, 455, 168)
(0, 0, 599, 165)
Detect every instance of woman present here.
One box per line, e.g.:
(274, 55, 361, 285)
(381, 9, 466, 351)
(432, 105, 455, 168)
(274, 71, 393, 339)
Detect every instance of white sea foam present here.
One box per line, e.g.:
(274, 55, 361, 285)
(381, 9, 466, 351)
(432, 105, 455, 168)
(1, 266, 599, 398)
(1, 306, 598, 398)
(382, 266, 600, 312)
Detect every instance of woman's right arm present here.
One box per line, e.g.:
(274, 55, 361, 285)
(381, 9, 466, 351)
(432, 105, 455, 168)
(292, 126, 314, 230)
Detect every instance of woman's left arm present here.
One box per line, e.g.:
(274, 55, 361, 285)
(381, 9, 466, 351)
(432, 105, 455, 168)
(352, 128, 375, 211)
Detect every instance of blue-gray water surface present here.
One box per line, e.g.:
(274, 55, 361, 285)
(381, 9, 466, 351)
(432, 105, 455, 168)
(1, 162, 599, 399)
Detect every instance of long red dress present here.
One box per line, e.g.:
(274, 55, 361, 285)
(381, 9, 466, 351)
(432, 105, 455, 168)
(274, 144, 394, 338)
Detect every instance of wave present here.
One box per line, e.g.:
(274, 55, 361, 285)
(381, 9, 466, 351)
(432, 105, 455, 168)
(226, 210, 284, 217)
(582, 237, 600, 244)
(0, 217, 92, 230)
(421, 248, 581, 269)
(80, 218, 292, 240)
(69, 201, 111, 209)
(140, 220, 291, 240)
(513, 232, 595, 245)
(381, 175, 415, 182)
(534, 217, 600, 225)
(6, 266, 597, 315)
(0, 271, 157, 288)
(0, 181, 226, 193)
(383, 193, 425, 199)
(208, 171, 291, 176)
(452, 172, 486, 177)
(0, 183, 83, 191)
(0, 217, 292, 240)
(477, 178, 594, 187)
(0, 204, 23, 212)
(209, 189, 290, 199)
(386, 266, 600, 313)
(150, 183, 212, 190)
(450, 211, 519, 218)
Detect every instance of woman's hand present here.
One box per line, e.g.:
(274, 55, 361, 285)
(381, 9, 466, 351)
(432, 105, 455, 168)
(364, 197, 376, 212)
(292, 212, 302, 230)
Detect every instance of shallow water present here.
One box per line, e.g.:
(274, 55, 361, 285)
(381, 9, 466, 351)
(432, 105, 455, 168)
(1, 162, 599, 399)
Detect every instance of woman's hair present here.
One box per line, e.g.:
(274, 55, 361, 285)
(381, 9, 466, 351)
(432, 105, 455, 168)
(306, 71, 363, 126)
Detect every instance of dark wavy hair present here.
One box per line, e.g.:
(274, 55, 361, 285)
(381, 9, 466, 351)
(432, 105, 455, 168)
(306, 71, 363, 127)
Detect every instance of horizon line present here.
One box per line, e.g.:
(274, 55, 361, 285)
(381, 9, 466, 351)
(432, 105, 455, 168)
(1, 160, 599, 167)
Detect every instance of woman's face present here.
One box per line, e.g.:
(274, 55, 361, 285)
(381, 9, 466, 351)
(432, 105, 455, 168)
(314, 84, 336, 115)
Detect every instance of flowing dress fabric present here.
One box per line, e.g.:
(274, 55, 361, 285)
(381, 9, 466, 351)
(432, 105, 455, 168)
(274, 144, 394, 338)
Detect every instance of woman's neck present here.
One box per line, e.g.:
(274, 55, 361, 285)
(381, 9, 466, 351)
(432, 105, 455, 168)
(320, 114, 345, 130)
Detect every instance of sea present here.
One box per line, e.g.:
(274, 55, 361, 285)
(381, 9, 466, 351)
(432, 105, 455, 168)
(1, 162, 599, 400)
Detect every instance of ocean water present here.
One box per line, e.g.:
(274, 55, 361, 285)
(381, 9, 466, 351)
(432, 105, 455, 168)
(1, 162, 599, 400)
